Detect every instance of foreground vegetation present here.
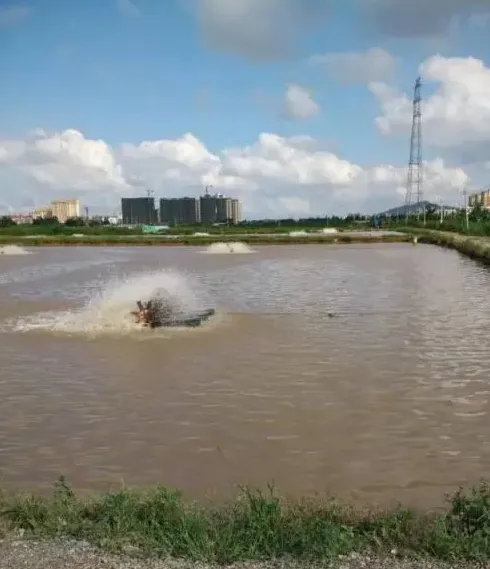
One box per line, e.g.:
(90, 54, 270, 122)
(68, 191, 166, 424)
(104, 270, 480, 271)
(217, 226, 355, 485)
(402, 229, 490, 264)
(0, 214, 370, 237)
(383, 202, 490, 237)
(2, 201, 490, 238)
(2, 479, 490, 564)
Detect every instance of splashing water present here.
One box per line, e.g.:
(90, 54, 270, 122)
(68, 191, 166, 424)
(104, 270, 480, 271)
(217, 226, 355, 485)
(0, 245, 31, 256)
(10, 269, 208, 336)
(202, 242, 256, 254)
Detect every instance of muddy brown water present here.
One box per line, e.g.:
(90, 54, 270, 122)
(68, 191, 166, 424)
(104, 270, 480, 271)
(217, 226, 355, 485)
(1, 243, 490, 509)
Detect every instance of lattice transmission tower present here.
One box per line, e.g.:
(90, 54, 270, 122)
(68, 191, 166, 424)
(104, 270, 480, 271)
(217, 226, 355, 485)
(404, 76, 425, 224)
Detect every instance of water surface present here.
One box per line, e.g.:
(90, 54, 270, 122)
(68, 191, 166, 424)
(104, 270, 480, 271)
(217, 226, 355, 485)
(1, 243, 489, 508)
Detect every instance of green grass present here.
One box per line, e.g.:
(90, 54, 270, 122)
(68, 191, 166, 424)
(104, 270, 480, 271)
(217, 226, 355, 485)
(0, 222, 370, 238)
(2, 479, 490, 563)
(388, 216, 490, 238)
(400, 229, 490, 265)
(0, 233, 411, 246)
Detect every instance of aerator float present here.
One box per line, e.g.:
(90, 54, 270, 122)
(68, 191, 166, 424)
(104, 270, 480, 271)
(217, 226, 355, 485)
(131, 298, 215, 329)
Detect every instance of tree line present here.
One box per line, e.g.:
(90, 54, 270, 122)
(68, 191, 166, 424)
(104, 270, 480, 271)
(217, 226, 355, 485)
(2, 205, 490, 236)
(377, 203, 490, 236)
(0, 213, 371, 235)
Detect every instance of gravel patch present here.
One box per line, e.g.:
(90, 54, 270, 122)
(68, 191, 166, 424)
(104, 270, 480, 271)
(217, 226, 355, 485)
(0, 539, 485, 569)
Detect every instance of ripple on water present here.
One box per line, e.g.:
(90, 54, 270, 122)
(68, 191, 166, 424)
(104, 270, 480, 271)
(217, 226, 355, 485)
(0, 244, 490, 507)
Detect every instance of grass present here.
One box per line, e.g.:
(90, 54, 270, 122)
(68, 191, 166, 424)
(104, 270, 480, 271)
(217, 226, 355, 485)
(400, 228, 490, 265)
(2, 479, 490, 563)
(0, 223, 370, 238)
(0, 233, 411, 247)
(388, 215, 490, 238)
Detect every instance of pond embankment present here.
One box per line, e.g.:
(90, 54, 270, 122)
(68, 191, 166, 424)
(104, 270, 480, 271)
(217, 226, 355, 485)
(410, 230, 490, 264)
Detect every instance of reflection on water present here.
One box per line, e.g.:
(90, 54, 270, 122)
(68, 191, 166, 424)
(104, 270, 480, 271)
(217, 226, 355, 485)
(1, 243, 490, 508)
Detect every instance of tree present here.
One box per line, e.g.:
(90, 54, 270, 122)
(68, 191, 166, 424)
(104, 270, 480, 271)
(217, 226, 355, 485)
(65, 217, 86, 226)
(425, 204, 437, 219)
(469, 201, 490, 222)
(32, 216, 59, 225)
(0, 216, 16, 227)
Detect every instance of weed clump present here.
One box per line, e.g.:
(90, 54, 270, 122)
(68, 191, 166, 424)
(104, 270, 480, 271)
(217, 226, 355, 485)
(2, 478, 490, 563)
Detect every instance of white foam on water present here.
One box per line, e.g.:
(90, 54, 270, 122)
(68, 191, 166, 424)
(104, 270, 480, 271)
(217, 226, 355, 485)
(8, 269, 212, 337)
(201, 241, 256, 254)
(0, 245, 31, 256)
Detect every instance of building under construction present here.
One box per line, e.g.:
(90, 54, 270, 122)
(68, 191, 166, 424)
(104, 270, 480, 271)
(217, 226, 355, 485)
(199, 193, 242, 225)
(122, 192, 242, 226)
(160, 197, 201, 225)
(121, 197, 158, 225)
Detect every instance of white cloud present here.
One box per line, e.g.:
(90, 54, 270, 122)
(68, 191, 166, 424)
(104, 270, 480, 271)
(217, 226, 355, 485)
(0, 5, 30, 27)
(284, 84, 320, 120)
(194, 0, 328, 60)
(116, 0, 141, 17)
(194, 0, 489, 60)
(0, 128, 473, 218)
(278, 197, 312, 216)
(120, 133, 223, 189)
(371, 55, 490, 162)
(310, 48, 397, 84)
(362, 0, 490, 37)
(0, 129, 129, 208)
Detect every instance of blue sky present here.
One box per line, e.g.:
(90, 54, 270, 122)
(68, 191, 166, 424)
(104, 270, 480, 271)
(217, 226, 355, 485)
(0, 0, 489, 217)
(2, 0, 485, 159)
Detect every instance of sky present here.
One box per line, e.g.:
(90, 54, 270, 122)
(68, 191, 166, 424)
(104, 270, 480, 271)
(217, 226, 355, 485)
(0, 0, 490, 219)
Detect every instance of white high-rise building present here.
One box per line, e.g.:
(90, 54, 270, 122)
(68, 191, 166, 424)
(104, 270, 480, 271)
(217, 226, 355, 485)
(50, 199, 81, 223)
(231, 199, 242, 224)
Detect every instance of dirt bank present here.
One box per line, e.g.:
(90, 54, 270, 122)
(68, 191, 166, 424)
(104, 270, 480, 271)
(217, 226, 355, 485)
(0, 539, 479, 569)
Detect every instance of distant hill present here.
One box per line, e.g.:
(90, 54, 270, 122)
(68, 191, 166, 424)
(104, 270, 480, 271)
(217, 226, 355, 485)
(378, 200, 457, 217)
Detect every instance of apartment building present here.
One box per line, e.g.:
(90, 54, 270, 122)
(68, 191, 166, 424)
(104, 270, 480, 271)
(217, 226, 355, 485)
(231, 198, 242, 224)
(50, 199, 81, 223)
(33, 207, 52, 219)
(200, 194, 242, 224)
(468, 189, 490, 210)
(160, 197, 201, 225)
(31, 199, 81, 223)
(122, 193, 243, 226)
(121, 197, 158, 225)
(216, 196, 232, 222)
